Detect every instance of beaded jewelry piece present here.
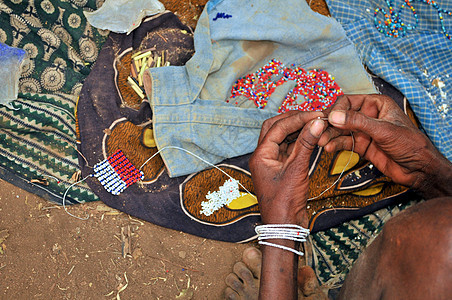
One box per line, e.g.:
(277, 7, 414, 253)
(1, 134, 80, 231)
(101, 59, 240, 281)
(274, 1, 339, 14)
(93, 149, 144, 195)
(228, 59, 343, 113)
(200, 178, 241, 216)
(374, 0, 452, 39)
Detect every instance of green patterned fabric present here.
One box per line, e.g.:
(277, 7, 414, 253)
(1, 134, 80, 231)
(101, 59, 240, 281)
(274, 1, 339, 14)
(0, 0, 108, 204)
(309, 199, 420, 288)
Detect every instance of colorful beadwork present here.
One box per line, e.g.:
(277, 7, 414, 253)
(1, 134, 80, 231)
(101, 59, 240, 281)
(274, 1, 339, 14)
(374, 0, 452, 39)
(200, 178, 241, 216)
(93, 149, 144, 195)
(228, 59, 343, 113)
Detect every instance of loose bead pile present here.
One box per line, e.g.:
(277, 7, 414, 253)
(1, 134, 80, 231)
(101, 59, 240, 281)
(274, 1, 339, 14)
(374, 0, 452, 39)
(93, 149, 144, 195)
(228, 59, 343, 113)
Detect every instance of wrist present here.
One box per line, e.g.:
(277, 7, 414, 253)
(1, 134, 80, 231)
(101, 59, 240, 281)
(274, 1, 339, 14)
(262, 209, 309, 228)
(416, 154, 452, 198)
(259, 238, 302, 257)
(260, 193, 309, 227)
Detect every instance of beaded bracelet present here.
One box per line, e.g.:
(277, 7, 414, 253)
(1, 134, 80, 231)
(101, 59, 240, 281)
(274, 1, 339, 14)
(255, 224, 310, 256)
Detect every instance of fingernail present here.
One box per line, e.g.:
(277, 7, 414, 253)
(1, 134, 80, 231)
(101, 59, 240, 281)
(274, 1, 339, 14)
(329, 111, 346, 125)
(310, 119, 324, 138)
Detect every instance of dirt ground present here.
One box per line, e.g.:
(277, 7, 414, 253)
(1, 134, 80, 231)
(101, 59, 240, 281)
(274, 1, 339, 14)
(0, 179, 251, 299)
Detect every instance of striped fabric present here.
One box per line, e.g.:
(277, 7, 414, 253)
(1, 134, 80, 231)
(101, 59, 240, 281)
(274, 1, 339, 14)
(309, 199, 419, 287)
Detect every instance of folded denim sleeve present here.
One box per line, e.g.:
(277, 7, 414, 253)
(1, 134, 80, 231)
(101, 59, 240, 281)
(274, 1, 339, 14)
(145, 0, 376, 177)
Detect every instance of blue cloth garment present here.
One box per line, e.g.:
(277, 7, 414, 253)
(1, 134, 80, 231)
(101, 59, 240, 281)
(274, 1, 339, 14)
(325, 0, 452, 161)
(145, 0, 376, 177)
(0, 43, 27, 106)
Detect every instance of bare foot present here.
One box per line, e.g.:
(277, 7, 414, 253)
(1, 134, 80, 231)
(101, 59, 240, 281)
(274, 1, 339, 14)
(224, 247, 261, 300)
(298, 266, 328, 300)
(224, 247, 328, 300)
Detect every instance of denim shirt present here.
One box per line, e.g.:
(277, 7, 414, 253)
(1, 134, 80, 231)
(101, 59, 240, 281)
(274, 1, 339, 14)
(145, 0, 376, 177)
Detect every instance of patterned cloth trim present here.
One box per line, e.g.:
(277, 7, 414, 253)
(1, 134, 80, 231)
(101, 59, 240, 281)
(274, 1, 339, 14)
(308, 198, 420, 287)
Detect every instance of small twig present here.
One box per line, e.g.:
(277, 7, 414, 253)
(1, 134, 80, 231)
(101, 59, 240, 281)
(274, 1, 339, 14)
(116, 272, 129, 299)
(67, 265, 75, 275)
(156, 32, 167, 42)
(41, 205, 61, 210)
(147, 255, 199, 272)
(128, 215, 144, 226)
(56, 284, 69, 291)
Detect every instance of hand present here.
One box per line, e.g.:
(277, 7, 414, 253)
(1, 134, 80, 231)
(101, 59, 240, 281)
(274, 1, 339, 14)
(250, 111, 325, 227)
(319, 94, 452, 198)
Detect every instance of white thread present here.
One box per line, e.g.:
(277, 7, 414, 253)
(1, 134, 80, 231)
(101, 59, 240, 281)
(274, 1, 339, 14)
(307, 131, 355, 201)
(62, 174, 92, 220)
(258, 241, 305, 256)
(139, 146, 257, 199)
(255, 224, 310, 256)
(60, 132, 354, 220)
(255, 224, 310, 242)
(140, 134, 355, 205)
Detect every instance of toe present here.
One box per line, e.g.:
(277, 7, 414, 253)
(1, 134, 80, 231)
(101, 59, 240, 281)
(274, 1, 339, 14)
(233, 262, 256, 287)
(225, 273, 245, 294)
(298, 266, 324, 298)
(298, 265, 318, 295)
(242, 247, 262, 279)
(224, 287, 240, 300)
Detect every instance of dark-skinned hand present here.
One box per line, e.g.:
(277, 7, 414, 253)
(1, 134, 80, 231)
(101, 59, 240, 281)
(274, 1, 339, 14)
(249, 111, 326, 227)
(318, 94, 452, 198)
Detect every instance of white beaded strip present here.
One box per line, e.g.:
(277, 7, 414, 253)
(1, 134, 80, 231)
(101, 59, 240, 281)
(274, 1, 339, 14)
(255, 224, 310, 256)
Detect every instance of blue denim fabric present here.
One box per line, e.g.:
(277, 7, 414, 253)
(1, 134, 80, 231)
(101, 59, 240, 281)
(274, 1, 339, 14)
(325, 0, 452, 162)
(0, 42, 26, 106)
(145, 0, 376, 177)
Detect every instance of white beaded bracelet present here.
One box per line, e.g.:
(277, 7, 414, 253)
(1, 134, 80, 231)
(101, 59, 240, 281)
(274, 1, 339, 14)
(255, 224, 310, 256)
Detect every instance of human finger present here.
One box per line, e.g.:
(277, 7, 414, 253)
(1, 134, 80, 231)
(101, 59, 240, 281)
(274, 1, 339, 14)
(318, 94, 379, 146)
(259, 111, 323, 147)
(258, 110, 300, 145)
(323, 135, 354, 153)
(288, 119, 326, 170)
(328, 109, 397, 145)
(318, 125, 347, 147)
(331, 94, 381, 113)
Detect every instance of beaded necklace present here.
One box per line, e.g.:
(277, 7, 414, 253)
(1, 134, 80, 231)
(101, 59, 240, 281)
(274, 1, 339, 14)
(374, 0, 452, 39)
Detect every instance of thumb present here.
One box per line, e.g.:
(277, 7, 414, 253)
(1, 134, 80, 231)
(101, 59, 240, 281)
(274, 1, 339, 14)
(290, 119, 325, 168)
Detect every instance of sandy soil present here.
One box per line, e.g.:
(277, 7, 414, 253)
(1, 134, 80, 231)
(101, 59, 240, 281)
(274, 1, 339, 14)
(0, 179, 251, 299)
